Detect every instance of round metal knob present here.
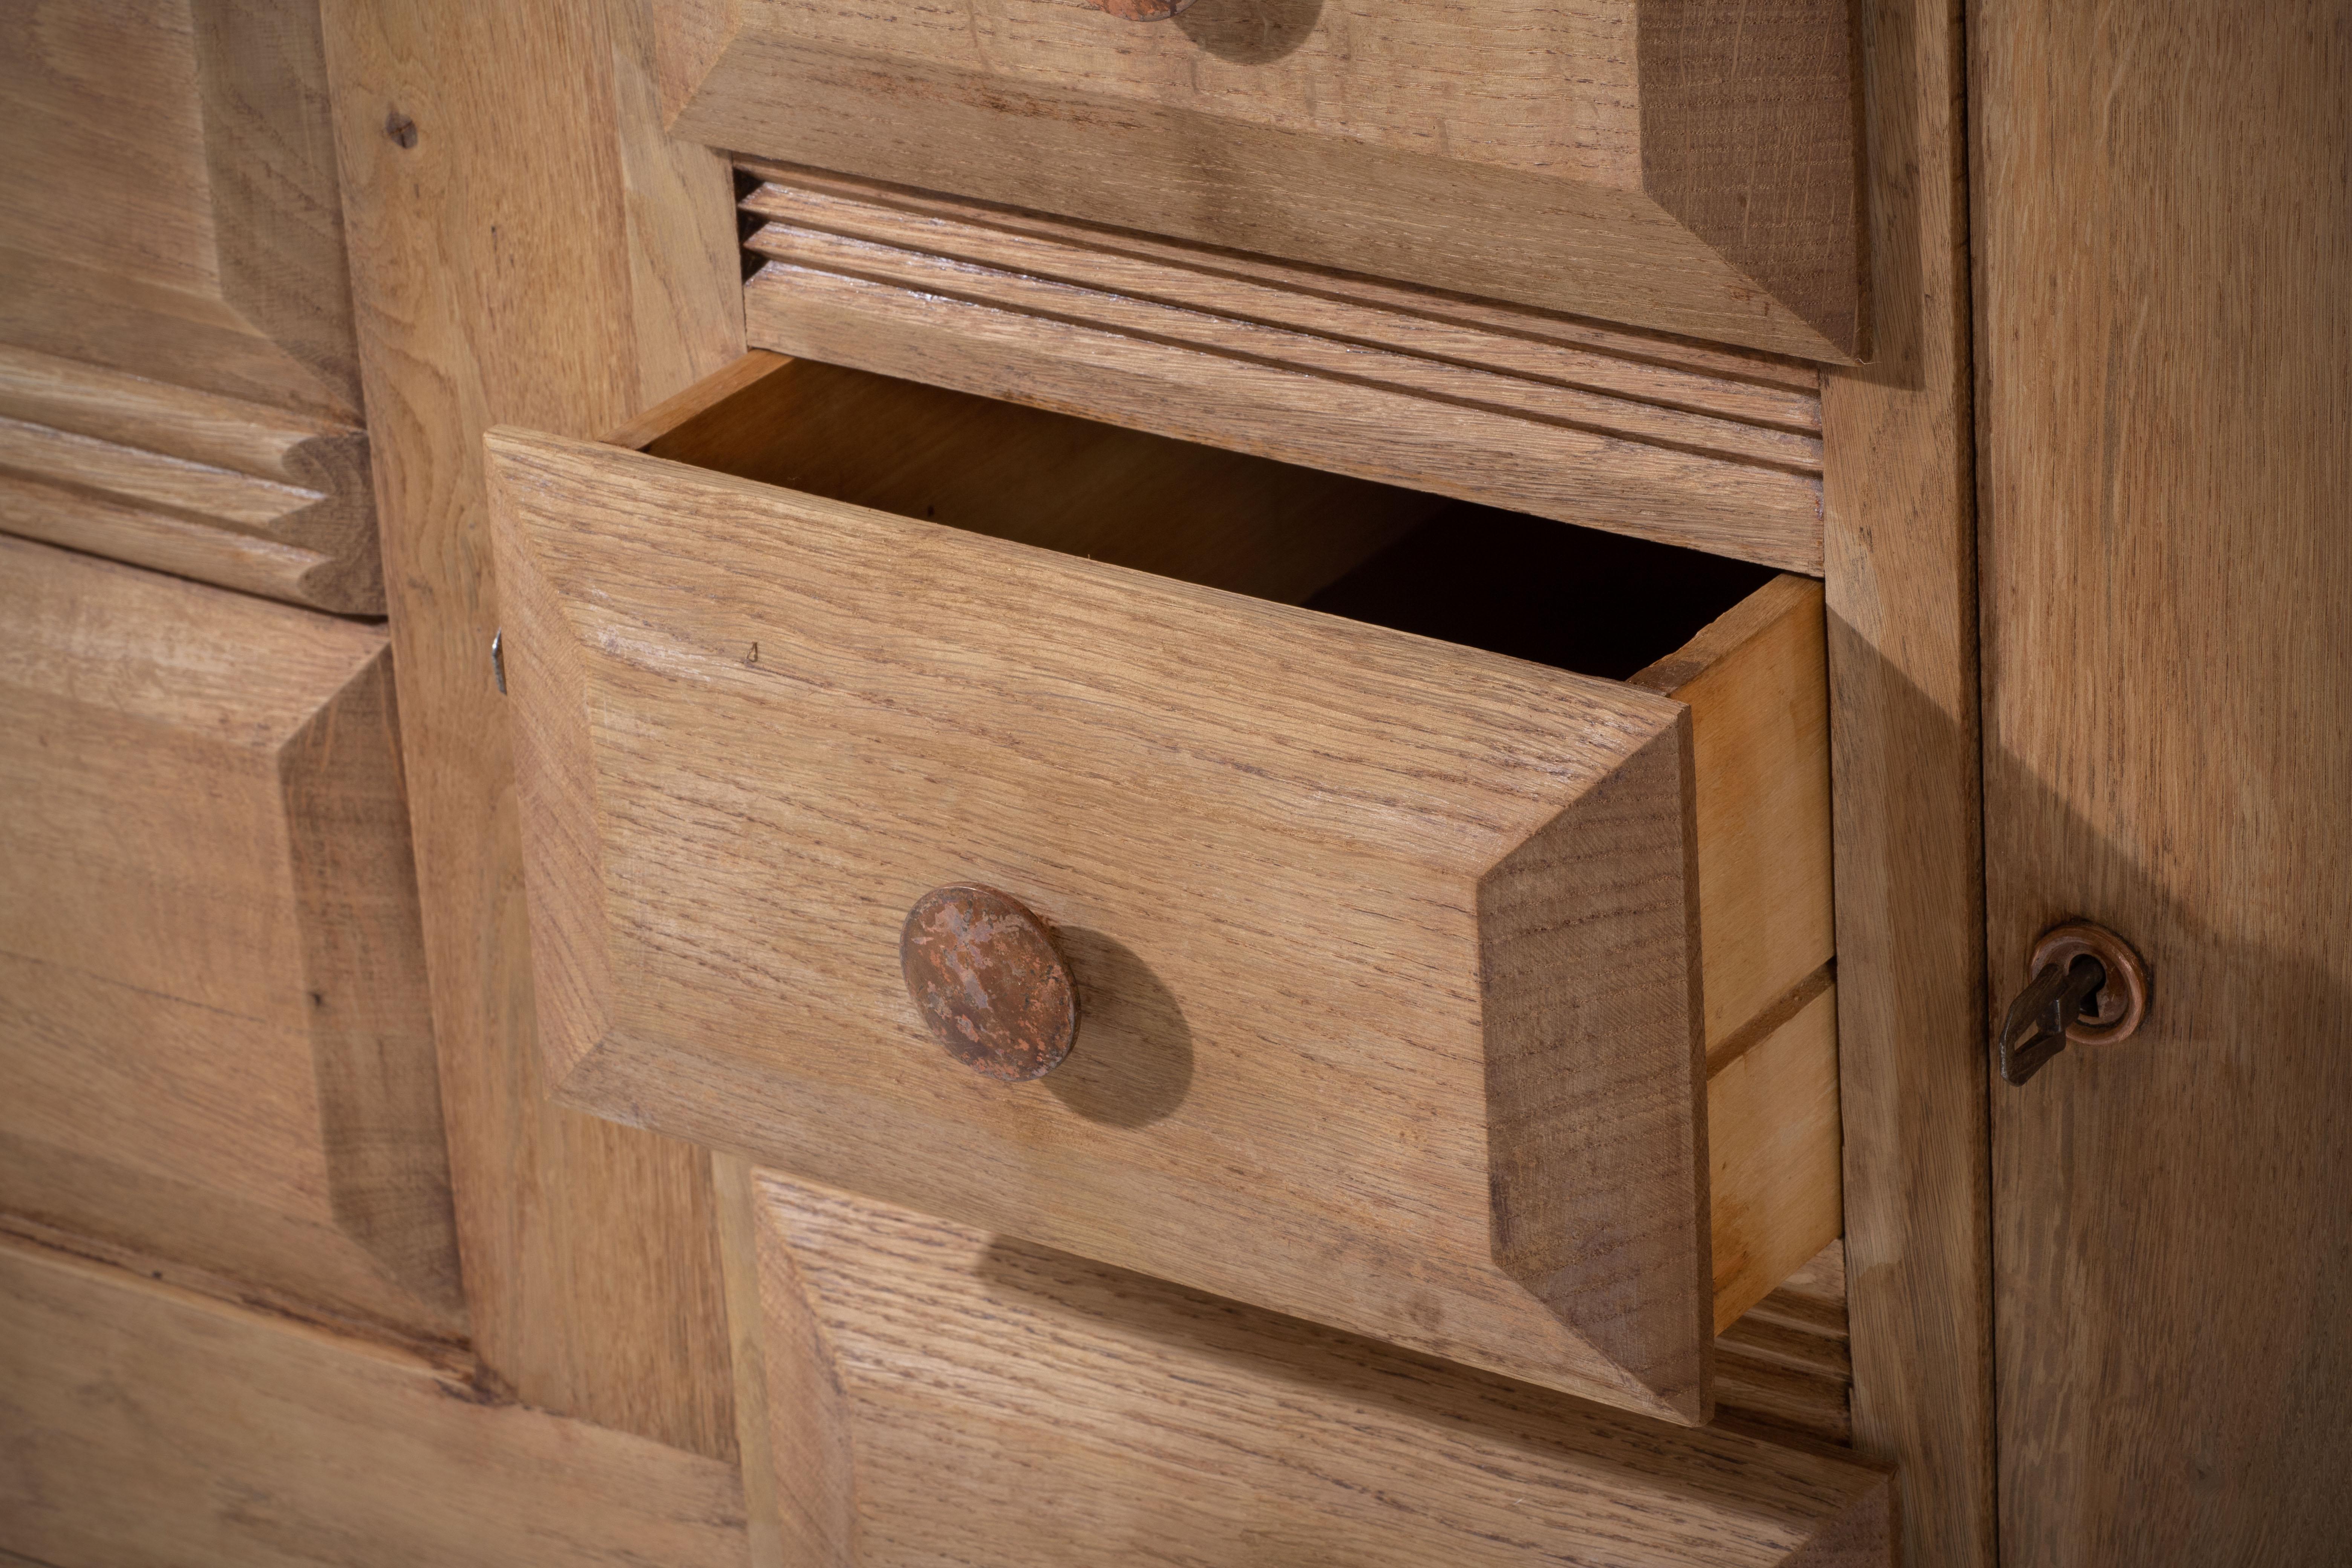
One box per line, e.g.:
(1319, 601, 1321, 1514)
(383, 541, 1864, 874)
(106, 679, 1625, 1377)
(1087, 0, 1201, 20)
(899, 884, 1078, 1081)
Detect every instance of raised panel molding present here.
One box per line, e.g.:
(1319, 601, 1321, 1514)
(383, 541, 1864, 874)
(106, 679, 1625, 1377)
(0, 537, 457, 1338)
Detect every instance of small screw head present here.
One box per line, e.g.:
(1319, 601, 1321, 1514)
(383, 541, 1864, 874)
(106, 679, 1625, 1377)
(385, 110, 419, 149)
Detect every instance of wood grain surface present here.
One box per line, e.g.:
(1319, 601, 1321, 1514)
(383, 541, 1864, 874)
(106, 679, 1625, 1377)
(1705, 978, 1841, 1335)
(733, 164, 1826, 573)
(0, 345, 379, 611)
(1632, 573, 1836, 1055)
(0, 1234, 747, 1568)
(724, 1167, 1893, 1568)
(1818, 0, 1995, 1559)
(319, 0, 748, 1457)
(1975, 0, 2352, 1557)
(0, 535, 458, 1340)
(669, 0, 1864, 360)
(0, 0, 361, 418)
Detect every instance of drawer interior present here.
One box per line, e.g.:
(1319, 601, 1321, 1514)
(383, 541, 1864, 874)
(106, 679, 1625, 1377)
(623, 354, 1778, 685)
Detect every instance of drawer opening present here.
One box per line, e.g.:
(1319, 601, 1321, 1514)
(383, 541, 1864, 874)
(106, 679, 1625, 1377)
(620, 353, 1776, 683)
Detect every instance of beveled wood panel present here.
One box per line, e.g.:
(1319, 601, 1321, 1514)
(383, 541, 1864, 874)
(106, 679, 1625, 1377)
(665, 0, 1865, 360)
(0, 346, 379, 611)
(2, 0, 361, 418)
(736, 163, 1825, 573)
(722, 1167, 1893, 1568)
(0, 2, 381, 605)
(0, 536, 457, 1338)
(0, 1236, 746, 1568)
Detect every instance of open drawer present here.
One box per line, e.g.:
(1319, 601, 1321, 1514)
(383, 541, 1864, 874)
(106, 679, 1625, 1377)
(488, 351, 1836, 1425)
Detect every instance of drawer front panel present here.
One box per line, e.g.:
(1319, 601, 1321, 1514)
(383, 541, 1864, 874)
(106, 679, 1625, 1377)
(662, 0, 1863, 361)
(491, 426, 1715, 1421)
(728, 1167, 1893, 1566)
(0, 536, 458, 1337)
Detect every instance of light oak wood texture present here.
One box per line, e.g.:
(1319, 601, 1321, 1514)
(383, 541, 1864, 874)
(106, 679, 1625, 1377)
(0, 345, 380, 612)
(0, 1235, 748, 1568)
(726, 1168, 1893, 1568)
(1705, 975, 1841, 1334)
(734, 163, 1827, 574)
(319, 0, 749, 1457)
(0, 0, 360, 419)
(1631, 572, 1841, 1337)
(1818, 0, 1995, 1560)
(667, 0, 1864, 361)
(0, 536, 458, 1340)
(1976, 1, 2352, 1558)
(1716, 1239, 1854, 1447)
(1632, 573, 1836, 1055)
(492, 420, 1710, 1423)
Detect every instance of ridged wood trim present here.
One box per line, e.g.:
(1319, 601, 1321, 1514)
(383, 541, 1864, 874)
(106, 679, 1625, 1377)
(736, 166, 1826, 424)
(736, 164, 1824, 573)
(0, 347, 378, 612)
(1717, 1239, 1854, 1447)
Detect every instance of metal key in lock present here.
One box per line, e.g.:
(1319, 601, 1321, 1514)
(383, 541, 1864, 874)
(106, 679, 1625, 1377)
(1996, 920, 2151, 1086)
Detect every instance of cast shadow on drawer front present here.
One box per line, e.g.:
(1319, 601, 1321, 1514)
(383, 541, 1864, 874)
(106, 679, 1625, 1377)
(492, 351, 1835, 1427)
(727, 1167, 1892, 1568)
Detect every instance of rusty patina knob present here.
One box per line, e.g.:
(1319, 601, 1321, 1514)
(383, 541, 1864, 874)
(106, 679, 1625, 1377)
(899, 884, 1078, 1081)
(1088, 0, 1201, 19)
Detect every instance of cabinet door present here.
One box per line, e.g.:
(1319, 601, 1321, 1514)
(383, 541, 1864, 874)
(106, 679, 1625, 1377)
(1976, 0, 2352, 1558)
